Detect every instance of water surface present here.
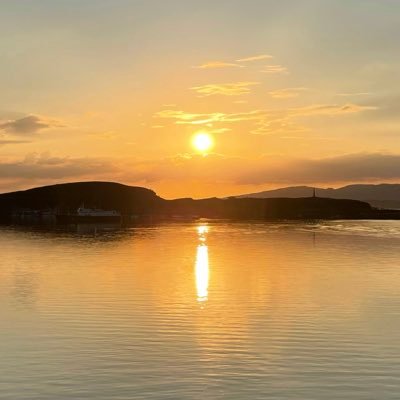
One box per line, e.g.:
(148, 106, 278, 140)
(1, 220, 400, 399)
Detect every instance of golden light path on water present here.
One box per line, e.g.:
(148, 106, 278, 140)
(195, 225, 209, 302)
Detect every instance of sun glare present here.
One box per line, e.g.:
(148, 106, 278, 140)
(192, 132, 214, 153)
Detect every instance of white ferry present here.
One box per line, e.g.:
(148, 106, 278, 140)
(56, 206, 121, 223)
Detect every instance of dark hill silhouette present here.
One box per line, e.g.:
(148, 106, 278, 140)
(236, 184, 400, 209)
(0, 181, 161, 220)
(2, 181, 398, 222)
(161, 196, 373, 219)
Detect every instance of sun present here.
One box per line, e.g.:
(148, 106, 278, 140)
(192, 132, 214, 153)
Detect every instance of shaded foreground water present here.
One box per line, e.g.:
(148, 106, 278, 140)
(1, 220, 400, 399)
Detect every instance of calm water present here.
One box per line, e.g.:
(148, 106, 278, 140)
(1, 220, 400, 399)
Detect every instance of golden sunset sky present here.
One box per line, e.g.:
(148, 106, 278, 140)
(1, 0, 400, 198)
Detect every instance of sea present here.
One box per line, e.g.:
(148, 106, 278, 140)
(1, 220, 400, 399)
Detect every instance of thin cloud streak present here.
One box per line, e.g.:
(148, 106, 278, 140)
(190, 82, 259, 96)
(194, 61, 243, 69)
(260, 65, 289, 74)
(336, 92, 371, 97)
(269, 87, 309, 99)
(0, 139, 30, 146)
(237, 54, 273, 62)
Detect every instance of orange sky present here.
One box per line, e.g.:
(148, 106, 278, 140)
(1, 1, 400, 198)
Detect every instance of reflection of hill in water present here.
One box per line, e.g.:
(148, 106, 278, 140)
(0, 223, 131, 244)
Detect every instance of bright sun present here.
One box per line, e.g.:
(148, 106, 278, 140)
(192, 132, 214, 153)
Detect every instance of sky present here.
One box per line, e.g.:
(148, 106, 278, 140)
(1, 0, 400, 198)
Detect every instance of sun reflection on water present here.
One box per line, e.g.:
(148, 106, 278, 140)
(195, 245, 209, 302)
(197, 225, 208, 242)
(195, 224, 209, 302)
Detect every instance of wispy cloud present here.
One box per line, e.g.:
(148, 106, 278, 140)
(237, 54, 273, 62)
(251, 119, 308, 135)
(260, 65, 289, 74)
(155, 109, 269, 125)
(290, 103, 377, 117)
(249, 104, 376, 134)
(269, 87, 309, 99)
(155, 103, 374, 129)
(194, 61, 243, 69)
(0, 153, 116, 184)
(155, 102, 376, 141)
(0, 139, 30, 146)
(208, 128, 232, 134)
(0, 115, 64, 135)
(191, 82, 260, 96)
(155, 109, 225, 125)
(234, 152, 400, 185)
(336, 92, 371, 97)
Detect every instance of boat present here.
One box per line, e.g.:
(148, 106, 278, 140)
(56, 206, 121, 223)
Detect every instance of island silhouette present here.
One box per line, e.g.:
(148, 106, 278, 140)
(238, 184, 400, 209)
(1, 181, 400, 223)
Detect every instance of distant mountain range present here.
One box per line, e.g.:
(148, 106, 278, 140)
(236, 184, 400, 209)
